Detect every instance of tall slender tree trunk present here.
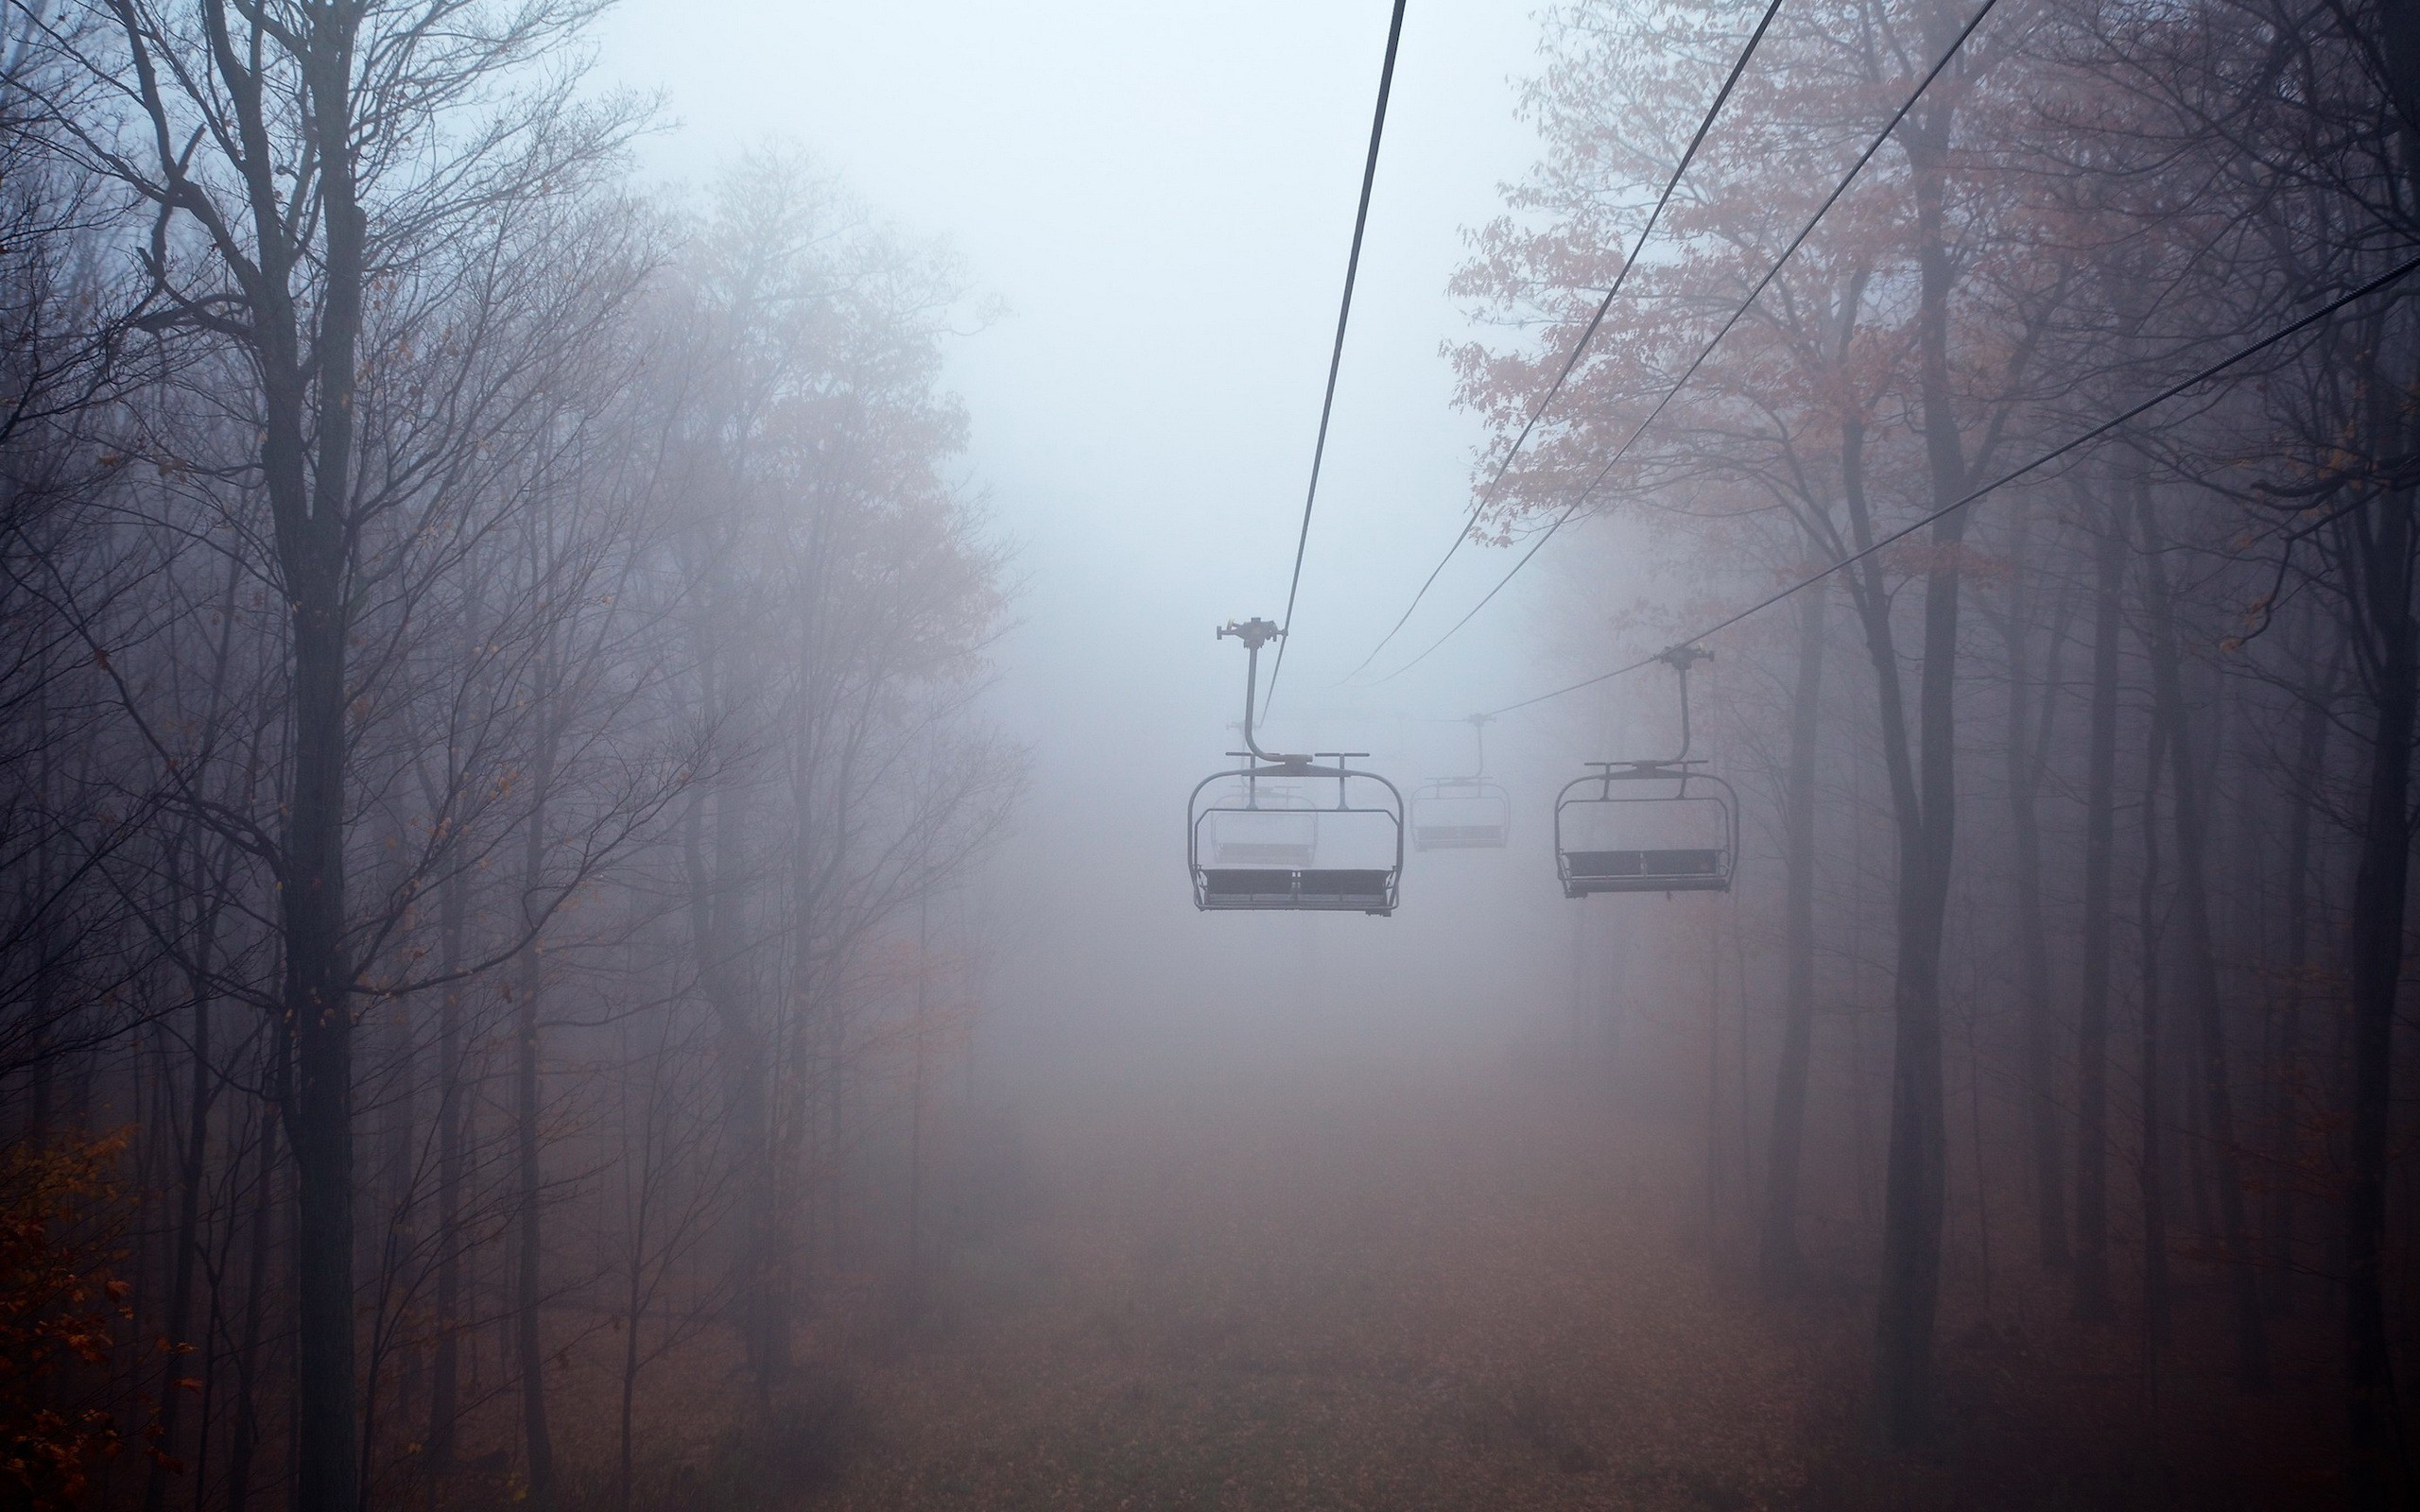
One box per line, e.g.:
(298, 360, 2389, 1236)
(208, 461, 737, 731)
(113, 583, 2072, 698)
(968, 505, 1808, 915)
(377, 915, 423, 1461)
(423, 561, 483, 1502)
(907, 893, 932, 1312)
(514, 663, 562, 1510)
(686, 772, 775, 1399)
(2139, 707, 2172, 1370)
(2135, 490, 2270, 1391)
(1705, 911, 1725, 1256)
(278, 22, 372, 1510)
(24, 662, 55, 1147)
(1996, 510, 2068, 1269)
(2268, 641, 2331, 1318)
(2343, 477, 2416, 1504)
(2072, 486, 2125, 1322)
(224, 1112, 277, 1512)
(1868, 94, 1970, 1444)
(1841, 444, 1953, 1446)
(426, 843, 469, 1500)
(2348, 20, 2420, 1503)
(775, 735, 825, 1386)
(618, 1305, 641, 1512)
(146, 882, 215, 1512)
(1760, 581, 1827, 1293)
(285, 484, 357, 1512)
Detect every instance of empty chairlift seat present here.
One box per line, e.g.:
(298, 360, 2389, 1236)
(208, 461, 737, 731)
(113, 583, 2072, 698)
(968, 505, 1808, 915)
(1554, 762, 1737, 898)
(1189, 762, 1405, 916)
(1409, 779, 1512, 850)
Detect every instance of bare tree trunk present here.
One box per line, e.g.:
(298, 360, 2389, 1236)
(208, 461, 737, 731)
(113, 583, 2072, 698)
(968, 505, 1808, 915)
(146, 873, 215, 1512)
(1963, 986, 1994, 1314)
(2344, 18, 2420, 1502)
(776, 759, 822, 1383)
(286, 507, 358, 1512)
(686, 774, 776, 1400)
(426, 845, 469, 1502)
(618, 1271, 642, 1512)
(2136, 490, 2270, 1392)
(1760, 581, 1827, 1294)
(2269, 641, 2331, 1318)
(2342, 479, 2416, 1505)
(1705, 911, 1724, 1257)
(2139, 706, 2171, 1380)
(907, 893, 931, 1313)
(1869, 94, 1969, 1442)
(276, 19, 373, 1505)
(1841, 439, 1953, 1445)
(1996, 509, 2068, 1270)
(2072, 486, 2125, 1322)
(514, 678, 561, 1510)
(24, 660, 55, 1148)
(616, 1091, 652, 1512)
(225, 1112, 278, 1512)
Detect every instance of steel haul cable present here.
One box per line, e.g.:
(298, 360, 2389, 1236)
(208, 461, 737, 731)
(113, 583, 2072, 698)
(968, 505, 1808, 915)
(1342, 0, 1792, 683)
(1359, 0, 2004, 685)
(1261, 0, 1410, 716)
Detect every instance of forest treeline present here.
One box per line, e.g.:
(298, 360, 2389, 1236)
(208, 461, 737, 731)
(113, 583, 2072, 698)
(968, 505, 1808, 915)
(1454, 0, 2420, 1498)
(0, 4, 1016, 1511)
(16, 0, 2420, 1504)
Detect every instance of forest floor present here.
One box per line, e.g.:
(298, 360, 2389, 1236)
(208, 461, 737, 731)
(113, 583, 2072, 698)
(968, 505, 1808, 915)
(667, 1049, 2344, 1511)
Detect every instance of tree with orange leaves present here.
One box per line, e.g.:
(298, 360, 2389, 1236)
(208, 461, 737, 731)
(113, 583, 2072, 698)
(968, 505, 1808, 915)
(0, 1133, 161, 1511)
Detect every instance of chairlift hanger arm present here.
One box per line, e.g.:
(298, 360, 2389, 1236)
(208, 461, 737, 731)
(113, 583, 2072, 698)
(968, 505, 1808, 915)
(1453, 712, 1492, 782)
(1655, 644, 1710, 764)
(1219, 618, 1307, 765)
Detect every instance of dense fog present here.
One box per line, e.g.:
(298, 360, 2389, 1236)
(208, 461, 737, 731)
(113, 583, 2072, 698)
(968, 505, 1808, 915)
(3, 0, 2417, 1507)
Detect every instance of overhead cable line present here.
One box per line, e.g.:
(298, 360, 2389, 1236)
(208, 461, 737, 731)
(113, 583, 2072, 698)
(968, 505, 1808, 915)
(1364, 0, 2003, 686)
(1341, 0, 1790, 683)
(1468, 249, 2420, 720)
(1261, 0, 1411, 716)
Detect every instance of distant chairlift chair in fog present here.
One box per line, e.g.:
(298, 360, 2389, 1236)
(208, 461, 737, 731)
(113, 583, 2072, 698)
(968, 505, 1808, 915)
(1188, 619, 1405, 916)
(1410, 714, 1511, 851)
(1554, 645, 1737, 898)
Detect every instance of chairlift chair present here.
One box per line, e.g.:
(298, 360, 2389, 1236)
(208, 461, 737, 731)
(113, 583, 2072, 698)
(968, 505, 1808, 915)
(1409, 713, 1511, 850)
(1188, 619, 1405, 916)
(1191, 764, 1403, 913)
(1553, 644, 1737, 899)
(1554, 761, 1737, 896)
(1410, 778, 1512, 850)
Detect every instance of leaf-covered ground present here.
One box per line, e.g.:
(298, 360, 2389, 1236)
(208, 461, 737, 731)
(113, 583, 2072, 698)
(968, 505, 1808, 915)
(560, 1051, 2341, 1511)
(813, 1064, 1809, 1511)
(749, 1051, 2334, 1511)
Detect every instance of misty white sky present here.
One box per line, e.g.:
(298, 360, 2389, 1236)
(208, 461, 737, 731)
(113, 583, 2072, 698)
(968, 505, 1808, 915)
(592, 2, 1663, 1084)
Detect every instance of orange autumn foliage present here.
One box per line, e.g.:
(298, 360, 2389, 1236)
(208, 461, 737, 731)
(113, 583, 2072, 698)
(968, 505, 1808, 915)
(0, 1134, 141, 1512)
